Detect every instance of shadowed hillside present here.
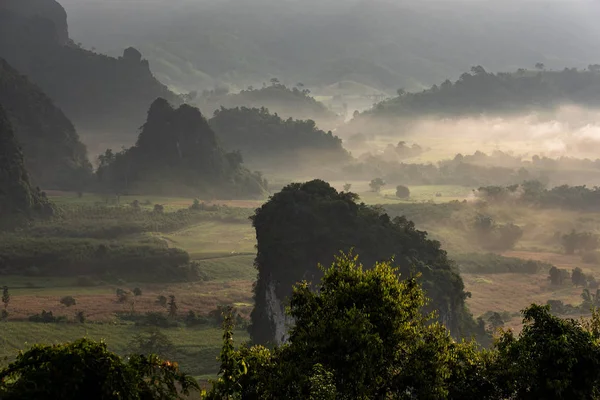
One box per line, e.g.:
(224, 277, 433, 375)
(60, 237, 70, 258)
(0, 104, 54, 228)
(0, 58, 91, 190)
(0, 0, 180, 145)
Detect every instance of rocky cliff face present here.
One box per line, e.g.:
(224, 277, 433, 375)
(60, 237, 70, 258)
(0, 103, 54, 228)
(0, 0, 180, 146)
(0, 0, 69, 45)
(0, 58, 91, 190)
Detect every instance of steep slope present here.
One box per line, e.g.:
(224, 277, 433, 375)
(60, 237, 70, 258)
(210, 107, 350, 173)
(60, 0, 600, 92)
(97, 99, 267, 198)
(0, 0, 180, 145)
(0, 104, 54, 227)
(0, 58, 91, 190)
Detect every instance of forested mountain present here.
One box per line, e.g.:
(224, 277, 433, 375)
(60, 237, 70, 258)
(199, 83, 339, 129)
(209, 107, 349, 172)
(0, 58, 91, 190)
(60, 0, 600, 93)
(97, 99, 267, 198)
(0, 104, 54, 228)
(364, 66, 600, 118)
(0, 0, 180, 144)
(250, 179, 475, 344)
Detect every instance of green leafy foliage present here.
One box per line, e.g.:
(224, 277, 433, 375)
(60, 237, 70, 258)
(494, 305, 600, 399)
(97, 99, 267, 198)
(209, 107, 349, 170)
(0, 235, 193, 280)
(204, 253, 493, 399)
(0, 338, 198, 399)
(250, 179, 474, 344)
(454, 253, 552, 274)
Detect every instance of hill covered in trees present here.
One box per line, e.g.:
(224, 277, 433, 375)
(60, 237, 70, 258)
(250, 179, 476, 345)
(358, 66, 600, 120)
(209, 107, 349, 173)
(0, 104, 54, 228)
(0, 0, 179, 143)
(0, 58, 91, 190)
(200, 83, 339, 130)
(97, 99, 268, 198)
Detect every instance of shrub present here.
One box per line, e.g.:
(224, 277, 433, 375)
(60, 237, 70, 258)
(454, 253, 550, 274)
(116, 288, 130, 303)
(76, 311, 86, 323)
(28, 310, 66, 323)
(156, 295, 167, 308)
(75, 276, 97, 287)
(369, 178, 385, 192)
(184, 310, 209, 327)
(395, 185, 410, 199)
(60, 296, 77, 307)
(135, 312, 176, 328)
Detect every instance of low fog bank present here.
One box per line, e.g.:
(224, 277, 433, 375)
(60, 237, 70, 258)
(344, 105, 600, 162)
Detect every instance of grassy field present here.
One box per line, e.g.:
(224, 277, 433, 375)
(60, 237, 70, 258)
(0, 321, 248, 380)
(7, 189, 600, 376)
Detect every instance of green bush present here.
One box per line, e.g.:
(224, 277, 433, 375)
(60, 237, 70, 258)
(454, 253, 552, 274)
(28, 310, 66, 323)
(0, 235, 193, 281)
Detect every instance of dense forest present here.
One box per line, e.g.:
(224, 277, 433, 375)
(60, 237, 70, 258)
(96, 99, 268, 198)
(359, 66, 600, 120)
(0, 0, 179, 141)
(210, 107, 349, 171)
(0, 58, 91, 190)
(199, 83, 339, 129)
(0, 104, 54, 228)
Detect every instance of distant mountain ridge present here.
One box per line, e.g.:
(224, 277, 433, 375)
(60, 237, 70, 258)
(59, 0, 600, 93)
(0, 0, 180, 144)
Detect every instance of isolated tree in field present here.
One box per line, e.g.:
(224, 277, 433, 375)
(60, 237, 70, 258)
(395, 184, 410, 198)
(76, 311, 86, 323)
(548, 266, 570, 286)
(343, 183, 352, 192)
(116, 288, 129, 303)
(535, 62, 546, 71)
(156, 295, 168, 308)
(0, 338, 198, 399)
(572, 267, 587, 287)
(133, 287, 143, 297)
(369, 177, 385, 192)
(2, 286, 9, 310)
(488, 312, 504, 331)
(168, 295, 178, 317)
(153, 204, 164, 214)
(60, 296, 76, 307)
